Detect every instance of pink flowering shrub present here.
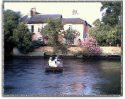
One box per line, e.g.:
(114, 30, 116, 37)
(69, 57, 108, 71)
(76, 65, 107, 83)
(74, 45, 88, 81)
(82, 37, 101, 56)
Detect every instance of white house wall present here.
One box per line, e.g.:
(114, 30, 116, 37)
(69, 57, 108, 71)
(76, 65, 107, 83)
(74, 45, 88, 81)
(26, 23, 85, 45)
(27, 23, 47, 33)
(27, 24, 46, 41)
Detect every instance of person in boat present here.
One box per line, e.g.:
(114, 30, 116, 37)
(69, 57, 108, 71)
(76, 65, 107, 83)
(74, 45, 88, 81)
(48, 56, 62, 67)
(55, 55, 62, 67)
(48, 56, 57, 67)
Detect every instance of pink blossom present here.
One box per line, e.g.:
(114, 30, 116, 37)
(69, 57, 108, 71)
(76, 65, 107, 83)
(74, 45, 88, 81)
(82, 37, 101, 55)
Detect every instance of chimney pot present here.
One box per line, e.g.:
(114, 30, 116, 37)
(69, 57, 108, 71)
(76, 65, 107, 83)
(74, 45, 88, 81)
(30, 8, 36, 17)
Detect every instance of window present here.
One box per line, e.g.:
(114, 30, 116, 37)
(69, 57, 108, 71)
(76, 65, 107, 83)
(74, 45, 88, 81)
(66, 37, 74, 45)
(38, 28, 41, 32)
(31, 25, 34, 32)
(69, 25, 72, 30)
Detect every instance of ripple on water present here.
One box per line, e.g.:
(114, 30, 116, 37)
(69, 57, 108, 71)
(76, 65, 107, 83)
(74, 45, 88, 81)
(4, 58, 121, 96)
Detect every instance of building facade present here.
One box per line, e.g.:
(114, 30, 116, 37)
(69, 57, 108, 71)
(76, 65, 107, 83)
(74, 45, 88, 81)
(21, 8, 91, 45)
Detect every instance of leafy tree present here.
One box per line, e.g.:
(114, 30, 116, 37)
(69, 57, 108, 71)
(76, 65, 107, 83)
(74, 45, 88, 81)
(90, 2, 122, 46)
(4, 10, 21, 56)
(42, 20, 67, 54)
(90, 19, 109, 46)
(31, 40, 44, 49)
(101, 1, 122, 26)
(13, 23, 32, 54)
(64, 27, 80, 44)
(42, 20, 63, 45)
(90, 19, 121, 46)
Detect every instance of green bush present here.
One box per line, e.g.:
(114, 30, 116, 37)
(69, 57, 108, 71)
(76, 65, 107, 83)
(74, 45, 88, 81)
(31, 40, 44, 49)
(54, 43, 68, 55)
(4, 10, 21, 56)
(13, 23, 32, 54)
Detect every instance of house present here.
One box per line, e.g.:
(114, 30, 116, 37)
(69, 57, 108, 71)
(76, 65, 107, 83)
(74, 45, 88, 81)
(62, 18, 91, 45)
(21, 8, 91, 45)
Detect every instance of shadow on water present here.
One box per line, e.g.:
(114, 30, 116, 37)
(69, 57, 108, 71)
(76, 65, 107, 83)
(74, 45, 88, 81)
(4, 57, 121, 96)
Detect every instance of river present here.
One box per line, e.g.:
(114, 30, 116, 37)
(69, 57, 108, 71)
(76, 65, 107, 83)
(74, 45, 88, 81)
(4, 57, 121, 96)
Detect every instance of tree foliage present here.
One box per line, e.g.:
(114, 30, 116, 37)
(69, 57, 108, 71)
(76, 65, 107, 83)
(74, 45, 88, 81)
(42, 20, 63, 45)
(90, 2, 122, 46)
(64, 27, 80, 39)
(63, 27, 80, 45)
(101, 2, 122, 26)
(42, 20, 67, 54)
(13, 23, 32, 54)
(4, 10, 21, 56)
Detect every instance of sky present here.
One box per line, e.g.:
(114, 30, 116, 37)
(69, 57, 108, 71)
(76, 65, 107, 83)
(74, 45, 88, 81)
(4, 2, 102, 25)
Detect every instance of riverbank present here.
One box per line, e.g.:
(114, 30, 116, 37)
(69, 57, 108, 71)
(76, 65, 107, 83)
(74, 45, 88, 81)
(12, 46, 121, 60)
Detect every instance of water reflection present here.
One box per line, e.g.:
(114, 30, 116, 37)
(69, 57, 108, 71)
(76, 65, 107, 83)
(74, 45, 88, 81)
(4, 57, 121, 96)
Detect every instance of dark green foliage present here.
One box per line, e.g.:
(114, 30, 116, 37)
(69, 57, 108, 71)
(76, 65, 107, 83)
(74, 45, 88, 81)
(64, 27, 80, 44)
(90, 19, 121, 46)
(13, 23, 32, 54)
(42, 20, 63, 45)
(64, 28, 79, 39)
(31, 40, 44, 49)
(101, 2, 122, 26)
(90, 2, 122, 46)
(54, 43, 67, 54)
(4, 9, 44, 55)
(4, 10, 21, 56)
(42, 20, 67, 54)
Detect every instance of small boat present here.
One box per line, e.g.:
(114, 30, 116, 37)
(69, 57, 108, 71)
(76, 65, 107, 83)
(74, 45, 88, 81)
(45, 56, 63, 72)
(45, 66, 63, 72)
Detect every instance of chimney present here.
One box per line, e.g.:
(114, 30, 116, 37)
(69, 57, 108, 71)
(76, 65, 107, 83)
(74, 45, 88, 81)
(30, 8, 36, 17)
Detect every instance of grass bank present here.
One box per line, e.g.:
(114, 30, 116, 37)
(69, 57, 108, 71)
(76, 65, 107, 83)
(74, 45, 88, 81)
(13, 46, 121, 59)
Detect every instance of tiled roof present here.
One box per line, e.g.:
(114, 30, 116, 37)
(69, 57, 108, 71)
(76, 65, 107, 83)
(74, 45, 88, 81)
(21, 14, 62, 24)
(21, 14, 91, 27)
(20, 15, 29, 23)
(62, 18, 84, 24)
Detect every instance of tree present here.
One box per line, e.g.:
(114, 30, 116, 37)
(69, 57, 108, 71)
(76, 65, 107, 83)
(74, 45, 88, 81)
(42, 20, 67, 54)
(90, 19, 110, 46)
(90, 19, 121, 46)
(64, 27, 80, 44)
(4, 10, 21, 57)
(13, 23, 32, 54)
(42, 20, 63, 45)
(101, 2, 122, 26)
(90, 2, 122, 46)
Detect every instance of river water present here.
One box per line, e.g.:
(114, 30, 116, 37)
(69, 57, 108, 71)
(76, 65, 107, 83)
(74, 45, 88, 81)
(4, 57, 121, 96)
